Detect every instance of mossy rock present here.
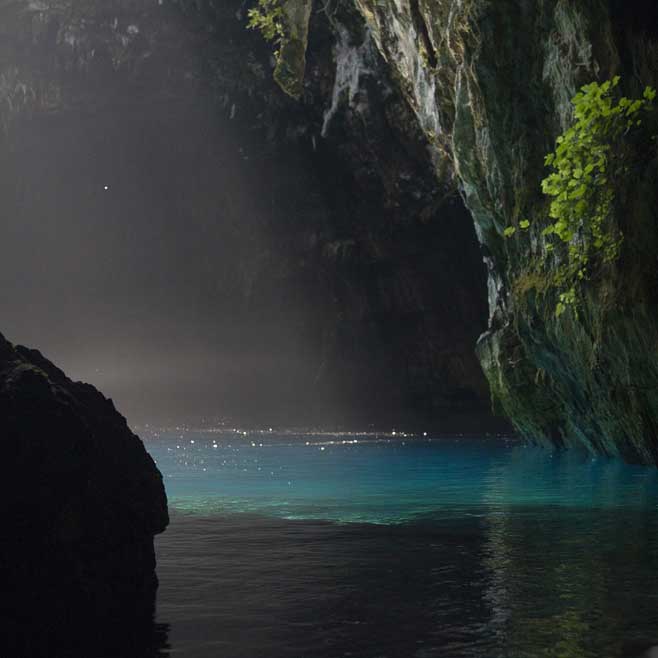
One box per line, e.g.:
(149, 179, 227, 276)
(274, 0, 313, 98)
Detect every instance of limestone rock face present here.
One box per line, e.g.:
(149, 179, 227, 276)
(0, 331, 168, 653)
(318, 0, 658, 461)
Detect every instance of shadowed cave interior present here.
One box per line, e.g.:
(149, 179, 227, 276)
(0, 10, 500, 431)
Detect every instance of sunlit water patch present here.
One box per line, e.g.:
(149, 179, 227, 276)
(144, 431, 658, 658)
(146, 430, 658, 523)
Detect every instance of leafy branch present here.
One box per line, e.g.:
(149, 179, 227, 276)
(507, 77, 656, 316)
(247, 0, 285, 56)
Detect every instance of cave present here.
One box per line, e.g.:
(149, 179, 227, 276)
(0, 0, 497, 431)
(4, 2, 658, 657)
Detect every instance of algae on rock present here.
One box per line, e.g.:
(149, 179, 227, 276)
(274, 0, 313, 98)
(249, 0, 313, 98)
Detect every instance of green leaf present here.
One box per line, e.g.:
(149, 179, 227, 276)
(537, 77, 651, 314)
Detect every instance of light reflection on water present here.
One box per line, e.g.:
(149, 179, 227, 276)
(148, 431, 658, 522)
(147, 432, 658, 658)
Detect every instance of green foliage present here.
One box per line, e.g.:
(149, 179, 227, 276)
(247, 0, 285, 54)
(516, 78, 656, 316)
(502, 219, 530, 239)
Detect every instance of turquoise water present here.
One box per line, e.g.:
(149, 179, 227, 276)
(146, 430, 658, 658)
(148, 430, 658, 523)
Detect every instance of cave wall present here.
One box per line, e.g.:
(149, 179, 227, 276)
(289, 0, 658, 460)
(0, 0, 498, 428)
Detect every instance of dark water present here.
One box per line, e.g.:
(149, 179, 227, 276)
(142, 431, 658, 658)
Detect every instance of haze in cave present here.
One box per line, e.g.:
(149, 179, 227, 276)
(1, 2, 658, 657)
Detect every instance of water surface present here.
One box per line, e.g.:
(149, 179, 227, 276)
(146, 430, 658, 658)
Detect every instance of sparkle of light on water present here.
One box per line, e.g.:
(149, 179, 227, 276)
(145, 430, 658, 658)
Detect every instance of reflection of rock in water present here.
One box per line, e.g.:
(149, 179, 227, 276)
(0, 332, 169, 657)
(480, 449, 658, 658)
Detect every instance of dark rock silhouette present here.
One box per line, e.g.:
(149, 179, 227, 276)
(0, 332, 168, 656)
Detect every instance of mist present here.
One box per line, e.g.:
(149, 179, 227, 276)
(0, 95, 330, 424)
(0, 0, 496, 431)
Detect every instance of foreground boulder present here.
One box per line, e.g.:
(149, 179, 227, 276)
(0, 332, 168, 655)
